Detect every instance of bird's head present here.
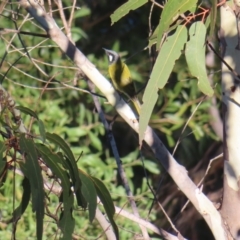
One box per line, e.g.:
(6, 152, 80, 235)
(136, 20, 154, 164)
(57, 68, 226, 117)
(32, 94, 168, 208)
(103, 48, 120, 65)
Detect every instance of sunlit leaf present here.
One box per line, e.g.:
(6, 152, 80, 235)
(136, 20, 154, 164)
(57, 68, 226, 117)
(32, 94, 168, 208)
(111, 0, 147, 24)
(157, 0, 197, 49)
(143, 160, 160, 174)
(185, 21, 214, 96)
(139, 25, 188, 143)
(88, 131, 102, 151)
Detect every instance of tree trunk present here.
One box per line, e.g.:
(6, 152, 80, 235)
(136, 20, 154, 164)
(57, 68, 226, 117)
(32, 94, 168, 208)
(220, 2, 240, 239)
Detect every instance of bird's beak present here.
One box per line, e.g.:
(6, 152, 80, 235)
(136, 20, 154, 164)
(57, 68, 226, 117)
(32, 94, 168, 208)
(103, 48, 110, 55)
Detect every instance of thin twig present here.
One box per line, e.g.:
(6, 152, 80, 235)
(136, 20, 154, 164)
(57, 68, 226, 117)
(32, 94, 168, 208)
(113, 204, 187, 240)
(68, 0, 77, 30)
(47, 0, 53, 17)
(176, 153, 223, 217)
(0, 85, 27, 133)
(0, 27, 49, 37)
(55, 0, 73, 42)
(139, 151, 183, 237)
(207, 41, 240, 81)
(172, 96, 206, 156)
(157, 201, 182, 236)
(149, 0, 164, 8)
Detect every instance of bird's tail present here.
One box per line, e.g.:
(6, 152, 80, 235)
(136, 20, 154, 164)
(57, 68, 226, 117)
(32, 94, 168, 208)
(131, 96, 141, 115)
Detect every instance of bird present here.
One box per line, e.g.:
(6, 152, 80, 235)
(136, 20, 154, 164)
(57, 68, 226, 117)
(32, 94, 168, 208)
(103, 48, 141, 115)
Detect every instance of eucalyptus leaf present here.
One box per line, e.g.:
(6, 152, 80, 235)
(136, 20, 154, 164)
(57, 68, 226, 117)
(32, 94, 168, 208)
(19, 135, 44, 240)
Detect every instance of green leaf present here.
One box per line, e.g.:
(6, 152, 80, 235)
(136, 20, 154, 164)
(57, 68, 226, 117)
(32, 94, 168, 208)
(56, 152, 86, 208)
(201, 0, 217, 38)
(88, 131, 102, 151)
(185, 21, 214, 96)
(149, 18, 186, 48)
(46, 133, 75, 172)
(38, 119, 46, 143)
(46, 133, 75, 164)
(10, 177, 31, 238)
(74, 6, 91, 18)
(0, 141, 6, 176)
(143, 160, 160, 174)
(91, 177, 119, 240)
(36, 144, 72, 202)
(157, 0, 197, 49)
(139, 25, 188, 143)
(148, 24, 159, 48)
(166, 134, 175, 147)
(59, 209, 75, 240)
(71, 27, 88, 41)
(65, 155, 87, 209)
(110, 0, 147, 24)
(19, 135, 44, 240)
(12, 177, 31, 222)
(65, 127, 88, 141)
(0, 141, 6, 156)
(46, 133, 87, 208)
(36, 144, 75, 239)
(16, 106, 39, 119)
(79, 170, 97, 223)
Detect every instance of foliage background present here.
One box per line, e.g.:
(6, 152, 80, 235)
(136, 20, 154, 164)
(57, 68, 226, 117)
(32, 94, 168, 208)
(0, 0, 222, 239)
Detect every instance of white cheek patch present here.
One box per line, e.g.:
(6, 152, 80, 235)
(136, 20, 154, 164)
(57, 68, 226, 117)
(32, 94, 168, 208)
(109, 54, 113, 63)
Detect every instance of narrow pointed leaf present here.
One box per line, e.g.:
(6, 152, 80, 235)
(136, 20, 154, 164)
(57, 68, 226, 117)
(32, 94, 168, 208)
(57, 152, 87, 208)
(36, 144, 73, 204)
(19, 135, 44, 240)
(79, 170, 97, 222)
(209, 0, 217, 38)
(38, 120, 46, 142)
(12, 177, 31, 222)
(91, 177, 119, 240)
(157, 0, 197, 49)
(46, 133, 87, 208)
(74, 183, 88, 208)
(185, 21, 214, 96)
(36, 144, 75, 239)
(16, 106, 39, 119)
(88, 131, 102, 151)
(46, 133, 75, 164)
(36, 144, 71, 192)
(140, 25, 187, 143)
(46, 133, 78, 185)
(59, 209, 75, 240)
(11, 177, 31, 239)
(0, 141, 6, 176)
(111, 0, 147, 24)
